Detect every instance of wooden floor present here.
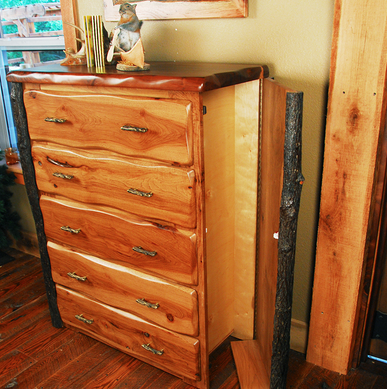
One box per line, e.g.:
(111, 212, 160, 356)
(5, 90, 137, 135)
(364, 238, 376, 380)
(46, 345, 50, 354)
(1, 248, 387, 388)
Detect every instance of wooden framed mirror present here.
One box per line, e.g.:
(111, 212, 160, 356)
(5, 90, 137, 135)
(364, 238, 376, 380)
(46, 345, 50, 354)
(104, 0, 248, 21)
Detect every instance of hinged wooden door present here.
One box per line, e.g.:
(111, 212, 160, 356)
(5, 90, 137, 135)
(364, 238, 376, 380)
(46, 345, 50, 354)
(232, 78, 304, 388)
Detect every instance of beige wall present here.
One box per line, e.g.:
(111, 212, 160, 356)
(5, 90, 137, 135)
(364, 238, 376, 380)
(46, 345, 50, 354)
(17, 0, 334, 325)
(78, 0, 334, 324)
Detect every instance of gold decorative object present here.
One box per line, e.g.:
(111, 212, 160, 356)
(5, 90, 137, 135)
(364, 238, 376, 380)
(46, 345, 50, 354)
(45, 117, 67, 123)
(121, 125, 148, 133)
(61, 226, 81, 234)
(127, 188, 153, 197)
(67, 272, 87, 282)
(75, 314, 94, 324)
(142, 343, 164, 356)
(136, 298, 160, 310)
(132, 246, 157, 257)
(52, 172, 74, 180)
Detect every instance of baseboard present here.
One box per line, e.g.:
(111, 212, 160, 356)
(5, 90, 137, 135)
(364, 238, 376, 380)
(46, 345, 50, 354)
(290, 318, 308, 354)
(10, 230, 39, 257)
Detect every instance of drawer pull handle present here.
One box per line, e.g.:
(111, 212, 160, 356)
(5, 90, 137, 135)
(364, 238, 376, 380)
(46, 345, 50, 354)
(121, 125, 148, 133)
(75, 314, 93, 325)
(61, 226, 81, 234)
(127, 188, 153, 198)
(47, 157, 74, 168)
(53, 172, 74, 180)
(142, 343, 164, 356)
(67, 272, 87, 282)
(133, 246, 157, 257)
(45, 117, 67, 123)
(136, 298, 159, 310)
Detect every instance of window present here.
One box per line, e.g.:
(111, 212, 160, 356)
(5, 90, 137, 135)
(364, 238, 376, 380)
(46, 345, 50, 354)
(0, 1, 65, 149)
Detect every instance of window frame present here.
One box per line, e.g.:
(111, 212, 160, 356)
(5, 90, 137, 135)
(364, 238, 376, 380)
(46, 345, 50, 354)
(0, 0, 68, 149)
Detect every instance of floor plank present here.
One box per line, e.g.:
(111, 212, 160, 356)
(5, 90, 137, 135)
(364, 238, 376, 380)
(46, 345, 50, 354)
(37, 342, 117, 388)
(0, 350, 36, 387)
(82, 352, 143, 389)
(4, 333, 97, 389)
(0, 295, 50, 344)
(334, 368, 378, 389)
(286, 350, 316, 388)
(0, 273, 46, 319)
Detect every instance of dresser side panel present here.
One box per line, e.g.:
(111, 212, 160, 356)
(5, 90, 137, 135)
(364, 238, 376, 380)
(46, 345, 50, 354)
(233, 80, 260, 340)
(203, 86, 236, 352)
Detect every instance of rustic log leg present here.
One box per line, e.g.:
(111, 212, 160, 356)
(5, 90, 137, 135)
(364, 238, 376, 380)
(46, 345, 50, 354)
(10, 82, 63, 328)
(270, 91, 304, 388)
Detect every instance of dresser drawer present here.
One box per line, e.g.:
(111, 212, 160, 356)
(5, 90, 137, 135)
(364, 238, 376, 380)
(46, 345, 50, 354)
(56, 285, 200, 381)
(40, 196, 197, 285)
(32, 142, 196, 228)
(24, 90, 193, 165)
(48, 241, 199, 336)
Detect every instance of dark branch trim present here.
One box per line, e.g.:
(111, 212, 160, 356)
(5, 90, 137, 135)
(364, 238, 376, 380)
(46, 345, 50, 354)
(10, 82, 63, 328)
(270, 91, 304, 388)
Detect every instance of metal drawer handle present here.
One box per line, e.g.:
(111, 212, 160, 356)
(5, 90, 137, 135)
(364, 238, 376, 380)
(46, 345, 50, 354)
(142, 343, 164, 356)
(67, 272, 87, 282)
(61, 226, 81, 234)
(136, 298, 159, 310)
(75, 314, 93, 324)
(121, 125, 148, 133)
(133, 246, 157, 257)
(127, 188, 153, 198)
(53, 172, 74, 180)
(45, 117, 67, 123)
(47, 156, 74, 168)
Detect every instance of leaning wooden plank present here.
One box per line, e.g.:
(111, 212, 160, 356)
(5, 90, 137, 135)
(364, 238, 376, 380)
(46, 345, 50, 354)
(232, 81, 303, 388)
(307, 0, 387, 374)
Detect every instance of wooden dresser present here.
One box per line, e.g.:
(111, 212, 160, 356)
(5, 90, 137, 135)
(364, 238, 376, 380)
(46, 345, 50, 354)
(8, 62, 303, 389)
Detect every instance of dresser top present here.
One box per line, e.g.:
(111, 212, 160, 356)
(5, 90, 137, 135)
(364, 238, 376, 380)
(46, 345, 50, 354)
(7, 62, 269, 92)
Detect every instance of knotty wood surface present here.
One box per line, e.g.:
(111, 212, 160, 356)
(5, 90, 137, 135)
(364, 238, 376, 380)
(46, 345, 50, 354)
(1, 248, 386, 388)
(307, 0, 387, 374)
(48, 241, 199, 336)
(32, 142, 197, 229)
(24, 89, 194, 166)
(56, 285, 201, 381)
(40, 196, 198, 285)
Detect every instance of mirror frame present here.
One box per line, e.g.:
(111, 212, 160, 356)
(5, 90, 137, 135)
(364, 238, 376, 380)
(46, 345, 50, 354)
(105, 0, 248, 21)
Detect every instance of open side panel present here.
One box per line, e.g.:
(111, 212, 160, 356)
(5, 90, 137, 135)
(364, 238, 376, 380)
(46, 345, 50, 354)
(231, 78, 303, 388)
(203, 80, 260, 352)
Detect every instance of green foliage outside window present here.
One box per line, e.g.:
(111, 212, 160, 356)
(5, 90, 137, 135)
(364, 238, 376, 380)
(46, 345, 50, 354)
(1, 0, 63, 36)
(2, 0, 65, 64)
(3, 21, 63, 36)
(2, 0, 59, 9)
(6, 50, 65, 65)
